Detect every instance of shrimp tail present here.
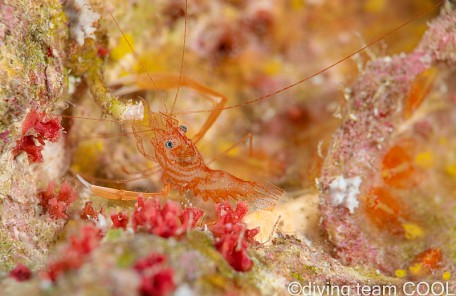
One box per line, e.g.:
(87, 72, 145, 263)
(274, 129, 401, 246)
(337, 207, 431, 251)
(245, 180, 284, 211)
(193, 170, 284, 211)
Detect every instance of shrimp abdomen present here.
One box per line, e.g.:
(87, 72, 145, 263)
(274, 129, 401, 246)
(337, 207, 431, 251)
(191, 169, 283, 211)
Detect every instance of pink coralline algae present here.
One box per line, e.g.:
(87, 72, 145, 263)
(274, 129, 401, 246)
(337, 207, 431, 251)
(12, 109, 62, 163)
(39, 181, 77, 219)
(132, 196, 204, 237)
(212, 202, 260, 272)
(8, 263, 32, 282)
(45, 225, 102, 282)
(134, 252, 176, 296)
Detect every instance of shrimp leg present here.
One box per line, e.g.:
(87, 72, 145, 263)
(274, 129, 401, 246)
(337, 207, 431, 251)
(112, 73, 227, 143)
(77, 175, 170, 201)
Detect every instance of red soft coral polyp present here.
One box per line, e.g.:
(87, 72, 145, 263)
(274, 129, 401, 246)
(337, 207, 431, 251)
(80, 201, 100, 221)
(111, 211, 129, 229)
(134, 253, 166, 273)
(132, 196, 203, 237)
(134, 252, 175, 296)
(39, 181, 77, 219)
(139, 269, 175, 296)
(211, 202, 259, 272)
(211, 201, 250, 237)
(180, 207, 204, 230)
(69, 225, 102, 255)
(12, 108, 61, 163)
(20, 109, 61, 141)
(12, 136, 44, 163)
(9, 263, 32, 281)
(46, 225, 102, 281)
(215, 224, 259, 272)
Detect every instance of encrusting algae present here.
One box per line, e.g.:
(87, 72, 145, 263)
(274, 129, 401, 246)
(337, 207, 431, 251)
(1, 0, 456, 295)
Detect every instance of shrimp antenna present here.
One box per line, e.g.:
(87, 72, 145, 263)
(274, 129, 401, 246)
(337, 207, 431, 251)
(170, 0, 188, 116)
(261, 215, 282, 245)
(108, 10, 169, 114)
(179, 0, 444, 115)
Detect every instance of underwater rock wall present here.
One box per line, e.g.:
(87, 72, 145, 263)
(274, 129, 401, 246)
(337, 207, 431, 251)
(320, 2, 456, 278)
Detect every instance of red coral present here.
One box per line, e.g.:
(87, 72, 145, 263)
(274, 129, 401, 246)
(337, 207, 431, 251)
(211, 202, 249, 236)
(111, 211, 129, 229)
(25, 109, 61, 142)
(12, 109, 61, 163)
(46, 225, 102, 281)
(139, 269, 175, 296)
(69, 225, 102, 255)
(39, 181, 77, 219)
(12, 136, 44, 163)
(132, 196, 203, 238)
(211, 202, 259, 272)
(80, 201, 100, 221)
(9, 263, 32, 281)
(180, 207, 204, 230)
(134, 253, 166, 273)
(46, 198, 69, 220)
(97, 46, 110, 58)
(134, 252, 175, 296)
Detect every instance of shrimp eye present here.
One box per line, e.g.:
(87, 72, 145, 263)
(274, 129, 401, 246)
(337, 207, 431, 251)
(165, 140, 174, 149)
(179, 125, 188, 133)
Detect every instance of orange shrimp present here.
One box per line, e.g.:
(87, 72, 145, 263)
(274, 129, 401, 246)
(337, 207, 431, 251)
(79, 98, 283, 211)
(76, 0, 442, 211)
(77, 1, 286, 210)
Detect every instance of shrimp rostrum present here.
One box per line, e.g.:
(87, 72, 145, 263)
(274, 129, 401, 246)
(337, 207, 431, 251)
(79, 98, 284, 211)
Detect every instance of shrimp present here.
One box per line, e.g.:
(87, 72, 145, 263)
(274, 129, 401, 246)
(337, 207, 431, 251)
(75, 0, 442, 210)
(79, 98, 283, 211)
(76, 1, 286, 210)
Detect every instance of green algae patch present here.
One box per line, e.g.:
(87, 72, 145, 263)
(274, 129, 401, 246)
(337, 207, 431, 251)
(104, 229, 123, 241)
(116, 249, 136, 269)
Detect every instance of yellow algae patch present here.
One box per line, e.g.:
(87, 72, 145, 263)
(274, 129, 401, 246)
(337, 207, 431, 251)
(133, 49, 177, 74)
(442, 271, 451, 281)
(445, 164, 456, 177)
(409, 263, 423, 276)
(364, 0, 386, 13)
(439, 137, 447, 145)
(111, 33, 135, 61)
(402, 223, 424, 240)
(224, 6, 237, 21)
(71, 140, 104, 175)
(395, 269, 407, 278)
(213, 139, 242, 158)
(292, 0, 304, 11)
(263, 58, 282, 76)
(415, 152, 433, 168)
